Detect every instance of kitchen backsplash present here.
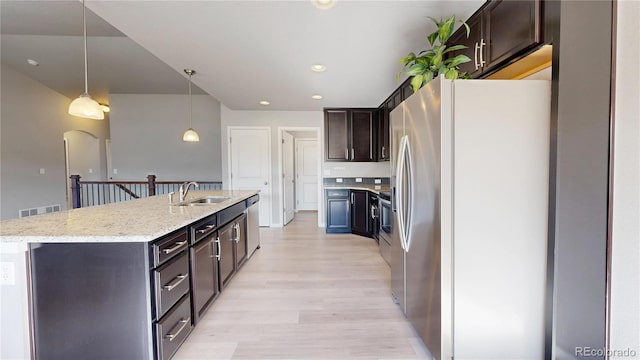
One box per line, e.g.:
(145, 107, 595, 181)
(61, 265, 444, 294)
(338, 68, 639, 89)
(323, 177, 390, 185)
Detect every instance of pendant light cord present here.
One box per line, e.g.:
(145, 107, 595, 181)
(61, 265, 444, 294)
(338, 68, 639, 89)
(188, 71, 193, 128)
(82, 0, 89, 95)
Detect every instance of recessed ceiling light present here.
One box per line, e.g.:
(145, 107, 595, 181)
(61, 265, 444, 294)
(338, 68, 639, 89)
(311, 95, 323, 100)
(26, 59, 39, 67)
(312, 0, 336, 10)
(311, 64, 326, 72)
(259, 100, 270, 106)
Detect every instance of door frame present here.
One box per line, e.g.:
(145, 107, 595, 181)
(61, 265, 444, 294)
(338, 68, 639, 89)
(282, 131, 295, 225)
(227, 126, 272, 226)
(277, 127, 322, 227)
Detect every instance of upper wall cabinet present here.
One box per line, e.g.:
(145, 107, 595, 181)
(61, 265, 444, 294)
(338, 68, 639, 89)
(448, 0, 542, 78)
(324, 109, 376, 162)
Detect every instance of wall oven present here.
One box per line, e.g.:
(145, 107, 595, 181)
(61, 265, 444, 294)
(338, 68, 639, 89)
(378, 192, 392, 265)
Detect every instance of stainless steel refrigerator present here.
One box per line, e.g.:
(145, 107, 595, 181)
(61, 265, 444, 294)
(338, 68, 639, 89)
(390, 76, 550, 359)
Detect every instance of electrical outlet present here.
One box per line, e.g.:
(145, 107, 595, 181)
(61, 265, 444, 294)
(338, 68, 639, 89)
(336, 178, 343, 183)
(0, 262, 15, 285)
(355, 178, 363, 183)
(374, 179, 382, 184)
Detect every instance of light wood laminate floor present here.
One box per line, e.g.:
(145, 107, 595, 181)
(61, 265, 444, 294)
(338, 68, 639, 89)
(174, 211, 429, 360)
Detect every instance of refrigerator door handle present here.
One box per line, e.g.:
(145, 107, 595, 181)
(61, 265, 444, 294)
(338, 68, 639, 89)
(395, 135, 408, 251)
(403, 136, 414, 251)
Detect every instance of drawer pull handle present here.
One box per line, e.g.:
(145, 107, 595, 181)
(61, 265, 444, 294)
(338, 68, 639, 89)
(165, 317, 190, 342)
(197, 224, 215, 234)
(162, 241, 186, 254)
(163, 274, 188, 291)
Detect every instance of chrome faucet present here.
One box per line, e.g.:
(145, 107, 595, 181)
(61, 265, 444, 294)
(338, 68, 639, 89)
(179, 181, 199, 202)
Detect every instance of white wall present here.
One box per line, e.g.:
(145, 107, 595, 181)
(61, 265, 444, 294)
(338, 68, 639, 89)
(109, 94, 222, 181)
(0, 64, 110, 220)
(610, 0, 640, 357)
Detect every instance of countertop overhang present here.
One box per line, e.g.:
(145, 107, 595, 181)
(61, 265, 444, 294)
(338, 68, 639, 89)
(0, 190, 258, 243)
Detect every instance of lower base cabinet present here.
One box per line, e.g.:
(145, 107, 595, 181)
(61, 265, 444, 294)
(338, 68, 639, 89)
(191, 237, 218, 322)
(27, 196, 260, 360)
(325, 189, 351, 233)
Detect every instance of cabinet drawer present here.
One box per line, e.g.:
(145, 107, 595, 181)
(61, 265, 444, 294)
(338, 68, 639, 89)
(191, 214, 217, 244)
(156, 294, 192, 360)
(151, 229, 188, 267)
(326, 189, 349, 198)
(154, 253, 190, 320)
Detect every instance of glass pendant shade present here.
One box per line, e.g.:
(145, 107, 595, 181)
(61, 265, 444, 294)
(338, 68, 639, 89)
(182, 128, 200, 142)
(69, 94, 104, 120)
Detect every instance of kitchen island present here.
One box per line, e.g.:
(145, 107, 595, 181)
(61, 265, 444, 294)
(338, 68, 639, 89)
(0, 190, 259, 360)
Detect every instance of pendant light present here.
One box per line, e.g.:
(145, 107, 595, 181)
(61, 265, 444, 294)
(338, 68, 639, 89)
(182, 69, 200, 142)
(68, 0, 104, 120)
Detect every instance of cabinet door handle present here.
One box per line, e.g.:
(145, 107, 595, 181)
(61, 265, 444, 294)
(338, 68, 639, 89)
(165, 317, 190, 342)
(479, 38, 486, 67)
(236, 223, 241, 243)
(215, 237, 221, 260)
(351, 192, 355, 204)
(345, 147, 348, 160)
(162, 241, 186, 254)
(371, 205, 376, 219)
(382, 146, 385, 159)
(197, 224, 215, 234)
(474, 42, 480, 70)
(163, 274, 188, 291)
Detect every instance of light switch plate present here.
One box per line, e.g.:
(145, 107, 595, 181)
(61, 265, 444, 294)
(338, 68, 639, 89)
(39, 168, 45, 175)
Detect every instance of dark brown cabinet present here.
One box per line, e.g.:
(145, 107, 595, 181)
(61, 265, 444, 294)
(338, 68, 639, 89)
(191, 237, 218, 322)
(325, 189, 351, 233)
(351, 190, 371, 237)
(377, 103, 390, 161)
(234, 213, 248, 269)
(448, 0, 542, 78)
(218, 220, 236, 290)
(325, 110, 349, 161)
(324, 108, 376, 162)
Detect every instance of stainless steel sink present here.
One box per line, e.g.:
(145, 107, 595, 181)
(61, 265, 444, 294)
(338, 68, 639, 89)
(175, 196, 231, 206)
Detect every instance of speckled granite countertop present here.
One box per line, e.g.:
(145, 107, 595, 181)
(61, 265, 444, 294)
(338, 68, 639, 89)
(0, 190, 258, 243)
(323, 184, 390, 194)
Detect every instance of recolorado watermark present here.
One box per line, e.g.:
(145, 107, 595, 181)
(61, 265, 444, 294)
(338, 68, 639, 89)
(575, 347, 637, 357)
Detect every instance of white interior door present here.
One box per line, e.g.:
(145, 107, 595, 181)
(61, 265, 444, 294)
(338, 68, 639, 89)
(229, 127, 271, 226)
(295, 139, 318, 211)
(283, 132, 295, 225)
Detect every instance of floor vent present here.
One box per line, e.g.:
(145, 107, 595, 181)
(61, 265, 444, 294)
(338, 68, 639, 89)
(19, 204, 62, 218)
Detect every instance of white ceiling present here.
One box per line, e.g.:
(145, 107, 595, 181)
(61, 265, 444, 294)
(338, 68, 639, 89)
(2, 0, 483, 110)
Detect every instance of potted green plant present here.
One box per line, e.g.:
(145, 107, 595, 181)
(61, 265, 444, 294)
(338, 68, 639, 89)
(399, 15, 472, 93)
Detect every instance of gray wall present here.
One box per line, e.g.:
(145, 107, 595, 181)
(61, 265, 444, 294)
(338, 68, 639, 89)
(547, 1, 612, 357)
(108, 94, 222, 181)
(0, 64, 110, 220)
(610, 0, 640, 356)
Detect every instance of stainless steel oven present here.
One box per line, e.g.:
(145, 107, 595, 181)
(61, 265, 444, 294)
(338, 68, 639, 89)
(378, 192, 392, 265)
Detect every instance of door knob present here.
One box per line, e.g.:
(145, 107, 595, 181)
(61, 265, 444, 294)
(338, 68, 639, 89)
(264, 181, 268, 185)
